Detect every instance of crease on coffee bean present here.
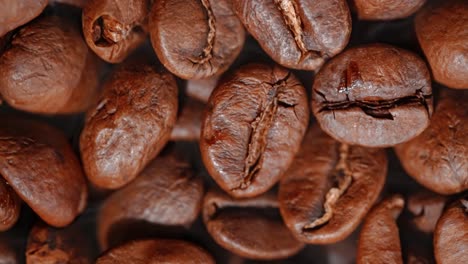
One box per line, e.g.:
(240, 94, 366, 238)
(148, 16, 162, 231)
(274, 0, 322, 61)
(92, 15, 144, 51)
(317, 88, 432, 120)
(188, 0, 216, 65)
(231, 73, 295, 191)
(302, 144, 352, 230)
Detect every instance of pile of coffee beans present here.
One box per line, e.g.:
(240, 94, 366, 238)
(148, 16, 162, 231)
(0, 0, 466, 263)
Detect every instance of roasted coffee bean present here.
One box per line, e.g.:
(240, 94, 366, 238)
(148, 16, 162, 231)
(0, 117, 87, 227)
(82, 0, 151, 63)
(415, 0, 468, 89)
(170, 98, 204, 141)
(26, 221, 93, 264)
(311, 44, 433, 147)
(0, 0, 47, 37)
(150, 0, 245, 79)
(186, 76, 219, 103)
(202, 189, 304, 260)
(233, 0, 351, 71)
(201, 63, 309, 198)
(279, 124, 387, 244)
(0, 178, 21, 232)
(357, 195, 405, 264)
(96, 239, 215, 264)
(0, 234, 18, 264)
(97, 153, 203, 250)
(0, 15, 100, 114)
(407, 191, 447, 233)
(434, 198, 468, 264)
(353, 0, 426, 20)
(395, 89, 467, 194)
(80, 63, 178, 189)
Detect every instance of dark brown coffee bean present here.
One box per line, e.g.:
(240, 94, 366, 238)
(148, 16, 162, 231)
(0, 178, 21, 232)
(96, 239, 215, 264)
(233, 0, 351, 71)
(434, 198, 468, 264)
(0, 15, 100, 114)
(170, 98, 204, 142)
(407, 191, 447, 234)
(311, 44, 433, 147)
(0, 117, 87, 227)
(415, 0, 468, 89)
(357, 195, 405, 264)
(26, 221, 93, 264)
(201, 63, 309, 198)
(186, 76, 219, 103)
(80, 63, 178, 189)
(202, 189, 304, 260)
(353, 0, 426, 20)
(82, 0, 150, 63)
(395, 89, 467, 194)
(150, 0, 245, 79)
(0, 234, 18, 264)
(0, 0, 47, 37)
(97, 153, 203, 250)
(279, 124, 387, 244)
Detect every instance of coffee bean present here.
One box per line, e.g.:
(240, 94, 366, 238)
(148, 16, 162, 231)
(80, 63, 178, 189)
(82, 0, 151, 63)
(0, 234, 18, 264)
(0, 178, 21, 232)
(434, 198, 468, 264)
(395, 89, 467, 194)
(357, 195, 405, 264)
(279, 124, 387, 244)
(407, 191, 447, 233)
(96, 239, 215, 264)
(311, 44, 433, 147)
(170, 98, 204, 142)
(0, 15, 100, 114)
(97, 153, 203, 250)
(354, 0, 426, 20)
(0, 117, 87, 227)
(202, 189, 304, 260)
(233, 0, 351, 71)
(415, 0, 468, 89)
(26, 221, 94, 264)
(0, 0, 47, 37)
(201, 63, 309, 198)
(150, 0, 245, 79)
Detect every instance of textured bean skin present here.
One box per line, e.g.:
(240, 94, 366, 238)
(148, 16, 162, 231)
(354, 0, 426, 20)
(203, 189, 304, 260)
(279, 124, 387, 244)
(233, 0, 351, 71)
(97, 154, 203, 250)
(0, 118, 87, 227)
(80, 64, 178, 189)
(82, 0, 151, 63)
(0, 178, 21, 232)
(0, 0, 47, 37)
(201, 63, 309, 198)
(150, 0, 245, 79)
(357, 195, 405, 264)
(312, 44, 433, 147)
(26, 221, 93, 264)
(415, 0, 468, 89)
(434, 198, 468, 264)
(96, 239, 215, 264)
(0, 16, 100, 114)
(395, 89, 467, 194)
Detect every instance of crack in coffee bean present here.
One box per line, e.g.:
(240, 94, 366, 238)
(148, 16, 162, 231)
(303, 143, 352, 230)
(318, 89, 432, 120)
(233, 75, 292, 191)
(274, 0, 322, 60)
(189, 0, 216, 65)
(92, 15, 131, 47)
(337, 61, 362, 95)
